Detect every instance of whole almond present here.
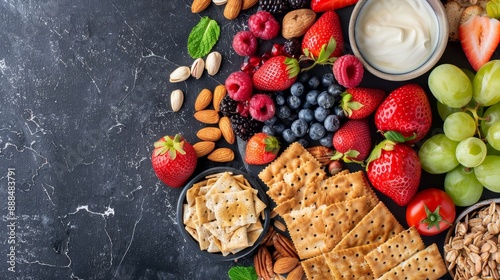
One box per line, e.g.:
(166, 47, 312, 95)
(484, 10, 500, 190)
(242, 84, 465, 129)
(169, 66, 190, 83)
(219, 116, 235, 144)
(196, 127, 222, 141)
(213, 85, 227, 111)
(207, 148, 234, 162)
(242, 0, 258, 10)
(273, 257, 299, 274)
(191, 0, 211, 13)
(224, 0, 242, 20)
(191, 58, 205, 79)
(194, 110, 220, 124)
(170, 89, 184, 112)
(195, 88, 213, 111)
(286, 264, 305, 280)
(282, 9, 317, 39)
(193, 141, 216, 157)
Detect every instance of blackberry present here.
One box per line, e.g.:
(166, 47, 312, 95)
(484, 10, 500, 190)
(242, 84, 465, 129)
(283, 39, 302, 58)
(219, 95, 238, 117)
(259, 0, 289, 14)
(287, 0, 309, 9)
(230, 114, 263, 141)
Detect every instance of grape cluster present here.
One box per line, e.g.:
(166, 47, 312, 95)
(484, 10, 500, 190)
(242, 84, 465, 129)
(421, 62, 500, 207)
(262, 71, 347, 148)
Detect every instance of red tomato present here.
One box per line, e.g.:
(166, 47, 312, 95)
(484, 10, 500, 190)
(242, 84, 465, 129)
(406, 188, 456, 236)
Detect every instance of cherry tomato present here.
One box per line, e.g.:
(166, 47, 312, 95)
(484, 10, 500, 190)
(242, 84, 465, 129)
(406, 188, 456, 236)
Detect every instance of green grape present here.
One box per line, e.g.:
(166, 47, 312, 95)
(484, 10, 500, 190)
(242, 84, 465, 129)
(486, 122, 500, 151)
(455, 137, 487, 167)
(473, 60, 500, 106)
(474, 155, 500, 192)
(444, 165, 483, 206)
(461, 68, 475, 82)
(487, 142, 500, 156)
(481, 102, 500, 136)
(437, 101, 460, 121)
(428, 64, 473, 108)
(419, 134, 460, 174)
(443, 112, 477, 141)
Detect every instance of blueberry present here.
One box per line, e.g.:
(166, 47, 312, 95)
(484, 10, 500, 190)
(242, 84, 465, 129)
(273, 122, 286, 135)
(333, 106, 346, 119)
(290, 82, 305, 96)
(309, 122, 326, 140)
(319, 133, 334, 148)
(317, 91, 335, 109)
(308, 76, 321, 89)
(297, 138, 309, 148)
(328, 83, 344, 98)
(275, 94, 286, 106)
(298, 72, 310, 84)
(265, 116, 278, 126)
(314, 107, 330, 122)
(287, 112, 298, 122)
(302, 102, 313, 109)
(322, 73, 335, 87)
(262, 125, 276, 136)
(291, 119, 308, 137)
(324, 115, 341, 132)
(282, 128, 297, 143)
(287, 95, 302, 110)
(306, 90, 320, 105)
(298, 108, 314, 122)
(278, 105, 292, 119)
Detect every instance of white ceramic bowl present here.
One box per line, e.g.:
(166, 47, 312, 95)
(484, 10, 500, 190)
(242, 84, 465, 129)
(349, 0, 448, 81)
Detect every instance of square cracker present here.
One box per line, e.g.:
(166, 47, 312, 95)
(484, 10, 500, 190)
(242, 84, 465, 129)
(324, 243, 378, 280)
(205, 172, 243, 210)
(365, 226, 425, 278)
(283, 205, 326, 260)
(195, 196, 215, 224)
(334, 201, 404, 251)
(212, 189, 256, 227)
(302, 171, 377, 208)
(273, 197, 300, 217)
(322, 195, 379, 252)
(266, 181, 300, 205)
(183, 203, 199, 229)
(377, 243, 447, 280)
(223, 226, 249, 253)
(301, 254, 334, 280)
(203, 220, 231, 244)
(186, 179, 208, 206)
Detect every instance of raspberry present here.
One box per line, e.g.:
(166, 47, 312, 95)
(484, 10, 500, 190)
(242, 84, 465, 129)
(232, 31, 258, 56)
(248, 11, 280, 40)
(333, 54, 364, 89)
(249, 94, 276, 121)
(225, 71, 253, 101)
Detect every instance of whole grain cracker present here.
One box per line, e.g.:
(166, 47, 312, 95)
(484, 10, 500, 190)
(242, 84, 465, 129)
(324, 243, 379, 279)
(212, 189, 256, 227)
(301, 254, 334, 280)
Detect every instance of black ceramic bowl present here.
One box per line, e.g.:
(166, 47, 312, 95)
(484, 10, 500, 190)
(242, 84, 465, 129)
(176, 167, 270, 261)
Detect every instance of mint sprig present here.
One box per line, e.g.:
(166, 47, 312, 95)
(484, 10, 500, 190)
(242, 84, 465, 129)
(187, 16, 220, 59)
(228, 266, 258, 280)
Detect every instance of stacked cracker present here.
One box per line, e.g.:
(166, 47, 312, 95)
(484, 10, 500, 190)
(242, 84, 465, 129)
(258, 143, 447, 280)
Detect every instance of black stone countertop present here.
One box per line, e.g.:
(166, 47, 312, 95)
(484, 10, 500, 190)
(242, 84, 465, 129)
(0, 0, 497, 279)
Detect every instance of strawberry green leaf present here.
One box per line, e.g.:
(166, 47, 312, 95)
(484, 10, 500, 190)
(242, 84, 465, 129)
(365, 139, 395, 170)
(285, 57, 300, 78)
(340, 93, 363, 116)
(153, 134, 186, 159)
(264, 136, 281, 154)
(300, 37, 338, 71)
(228, 266, 258, 280)
(188, 16, 221, 58)
(383, 131, 417, 143)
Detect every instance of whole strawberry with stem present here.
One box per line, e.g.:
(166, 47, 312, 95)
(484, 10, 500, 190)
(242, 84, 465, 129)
(252, 55, 300, 91)
(245, 133, 280, 165)
(374, 84, 432, 144)
(340, 88, 386, 119)
(151, 134, 197, 188)
(301, 10, 344, 67)
(332, 118, 372, 163)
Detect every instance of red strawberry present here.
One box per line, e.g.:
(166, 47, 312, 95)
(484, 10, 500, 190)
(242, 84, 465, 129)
(311, 0, 359, 13)
(151, 134, 197, 188)
(252, 56, 300, 91)
(340, 88, 386, 119)
(332, 119, 372, 163)
(302, 10, 344, 61)
(374, 84, 432, 144)
(459, 15, 500, 71)
(366, 140, 421, 206)
(244, 133, 280, 165)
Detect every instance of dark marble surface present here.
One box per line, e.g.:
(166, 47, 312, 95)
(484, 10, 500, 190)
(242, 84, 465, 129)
(0, 0, 497, 279)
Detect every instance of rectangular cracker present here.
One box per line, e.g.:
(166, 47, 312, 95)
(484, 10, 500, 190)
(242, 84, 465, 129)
(334, 201, 404, 251)
(212, 189, 256, 227)
(322, 195, 379, 252)
(195, 196, 215, 224)
(365, 226, 425, 278)
(324, 243, 378, 280)
(377, 243, 447, 280)
(301, 254, 334, 280)
(273, 197, 300, 217)
(283, 205, 326, 260)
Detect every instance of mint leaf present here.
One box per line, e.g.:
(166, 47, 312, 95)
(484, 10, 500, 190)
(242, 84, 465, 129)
(187, 16, 220, 59)
(228, 266, 258, 280)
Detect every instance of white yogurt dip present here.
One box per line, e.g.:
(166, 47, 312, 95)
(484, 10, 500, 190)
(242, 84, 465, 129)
(354, 0, 439, 74)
